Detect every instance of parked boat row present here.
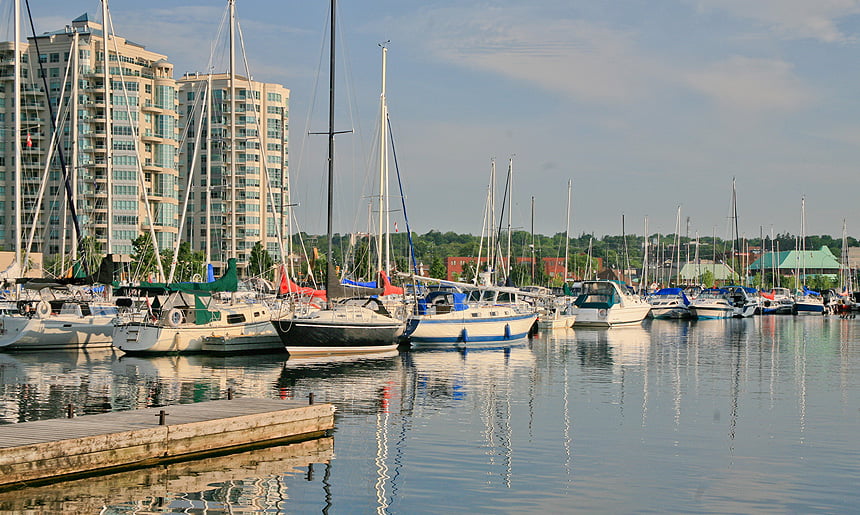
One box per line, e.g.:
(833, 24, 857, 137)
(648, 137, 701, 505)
(643, 284, 834, 319)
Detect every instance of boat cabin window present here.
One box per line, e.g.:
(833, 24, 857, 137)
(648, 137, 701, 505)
(226, 314, 246, 324)
(496, 292, 513, 303)
(59, 303, 83, 316)
(90, 305, 119, 316)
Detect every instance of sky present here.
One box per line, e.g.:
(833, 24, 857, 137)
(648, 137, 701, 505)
(5, 0, 860, 241)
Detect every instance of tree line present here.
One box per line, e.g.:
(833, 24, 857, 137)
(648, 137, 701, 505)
(42, 230, 856, 286)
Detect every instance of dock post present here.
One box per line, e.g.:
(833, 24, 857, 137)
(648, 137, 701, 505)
(157, 410, 169, 425)
(227, 387, 234, 400)
(308, 393, 315, 405)
(66, 404, 74, 419)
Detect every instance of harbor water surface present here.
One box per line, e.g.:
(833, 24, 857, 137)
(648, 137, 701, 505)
(0, 315, 858, 513)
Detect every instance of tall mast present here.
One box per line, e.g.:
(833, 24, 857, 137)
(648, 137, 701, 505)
(102, 0, 113, 255)
(205, 72, 213, 266)
(674, 206, 681, 285)
(489, 159, 496, 279)
(800, 196, 806, 286)
(71, 31, 79, 261)
(13, 0, 22, 270)
(325, 0, 336, 302)
(505, 157, 512, 281)
(229, 0, 237, 262)
(564, 179, 571, 284)
(376, 43, 387, 275)
(641, 217, 649, 293)
(530, 196, 535, 281)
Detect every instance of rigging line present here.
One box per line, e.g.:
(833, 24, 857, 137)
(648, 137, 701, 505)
(494, 160, 512, 282)
(336, 0, 365, 232)
(24, 0, 84, 268)
(236, 15, 291, 264)
(386, 113, 418, 275)
(106, 8, 166, 281)
(294, 1, 333, 239)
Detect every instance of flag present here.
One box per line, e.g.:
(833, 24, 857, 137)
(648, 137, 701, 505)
(394, 221, 399, 233)
(26, 133, 32, 148)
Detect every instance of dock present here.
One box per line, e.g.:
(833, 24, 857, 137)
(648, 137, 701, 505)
(0, 398, 335, 490)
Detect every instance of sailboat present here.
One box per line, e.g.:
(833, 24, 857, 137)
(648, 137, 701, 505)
(0, 1, 134, 350)
(794, 197, 825, 315)
(271, 1, 404, 355)
(537, 179, 576, 329)
(0, 257, 124, 350)
(113, 1, 284, 354)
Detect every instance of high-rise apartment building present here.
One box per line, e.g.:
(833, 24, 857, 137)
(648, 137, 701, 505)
(0, 14, 180, 263)
(177, 73, 290, 274)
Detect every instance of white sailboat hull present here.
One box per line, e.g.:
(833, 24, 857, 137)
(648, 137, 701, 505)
(573, 304, 651, 327)
(406, 307, 537, 348)
(0, 315, 115, 350)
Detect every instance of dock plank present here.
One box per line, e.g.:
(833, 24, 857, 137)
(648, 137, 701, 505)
(0, 398, 335, 489)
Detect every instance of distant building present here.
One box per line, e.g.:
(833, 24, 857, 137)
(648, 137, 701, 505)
(0, 14, 180, 260)
(446, 256, 577, 282)
(177, 73, 289, 273)
(678, 261, 739, 284)
(748, 246, 841, 277)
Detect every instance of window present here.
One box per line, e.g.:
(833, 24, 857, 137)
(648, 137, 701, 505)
(49, 53, 60, 63)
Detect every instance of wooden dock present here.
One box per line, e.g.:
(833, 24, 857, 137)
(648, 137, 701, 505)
(0, 398, 335, 490)
(0, 437, 334, 512)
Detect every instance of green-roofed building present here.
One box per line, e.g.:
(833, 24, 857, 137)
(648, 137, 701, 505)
(679, 262, 739, 283)
(748, 246, 842, 276)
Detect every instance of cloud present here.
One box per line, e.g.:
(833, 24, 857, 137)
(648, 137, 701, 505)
(691, 0, 860, 43)
(388, 6, 663, 104)
(686, 56, 813, 112)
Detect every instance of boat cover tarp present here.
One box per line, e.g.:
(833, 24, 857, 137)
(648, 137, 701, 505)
(131, 258, 238, 295)
(379, 270, 404, 296)
(326, 262, 383, 300)
(194, 294, 216, 325)
(17, 254, 115, 289)
(417, 290, 468, 315)
(654, 287, 690, 305)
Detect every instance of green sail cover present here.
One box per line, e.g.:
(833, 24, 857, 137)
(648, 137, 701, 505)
(136, 258, 239, 294)
(194, 294, 218, 325)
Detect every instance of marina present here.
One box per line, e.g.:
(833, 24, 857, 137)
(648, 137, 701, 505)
(0, 316, 858, 512)
(2, 1, 860, 511)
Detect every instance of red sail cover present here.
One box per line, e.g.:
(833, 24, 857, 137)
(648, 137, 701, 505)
(278, 266, 326, 300)
(379, 270, 403, 296)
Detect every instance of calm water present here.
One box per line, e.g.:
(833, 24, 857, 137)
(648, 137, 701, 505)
(0, 316, 859, 513)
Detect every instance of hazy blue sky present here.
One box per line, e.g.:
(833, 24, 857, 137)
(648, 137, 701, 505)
(5, 0, 860, 240)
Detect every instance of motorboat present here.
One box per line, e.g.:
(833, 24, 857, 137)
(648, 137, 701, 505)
(572, 280, 651, 327)
(646, 287, 691, 319)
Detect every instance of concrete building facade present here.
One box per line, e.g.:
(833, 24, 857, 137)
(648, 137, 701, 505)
(0, 14, 180, 262)
(177, 73, 289, 274)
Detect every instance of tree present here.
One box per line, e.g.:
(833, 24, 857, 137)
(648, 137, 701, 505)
(458, 261, 477, 283)
(131, 233, 158, 280)
(79, 236, 103, 277)
(249, 242, 275, 280)
(174, 242, 205, 282)
(700, 269, 715, 288)
(509, 262, 531, 287)
(429, 257, 446, 279)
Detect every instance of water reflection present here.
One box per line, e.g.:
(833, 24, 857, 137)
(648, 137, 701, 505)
(0, 318, 859, 512)
(0, 437, 334, 513)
